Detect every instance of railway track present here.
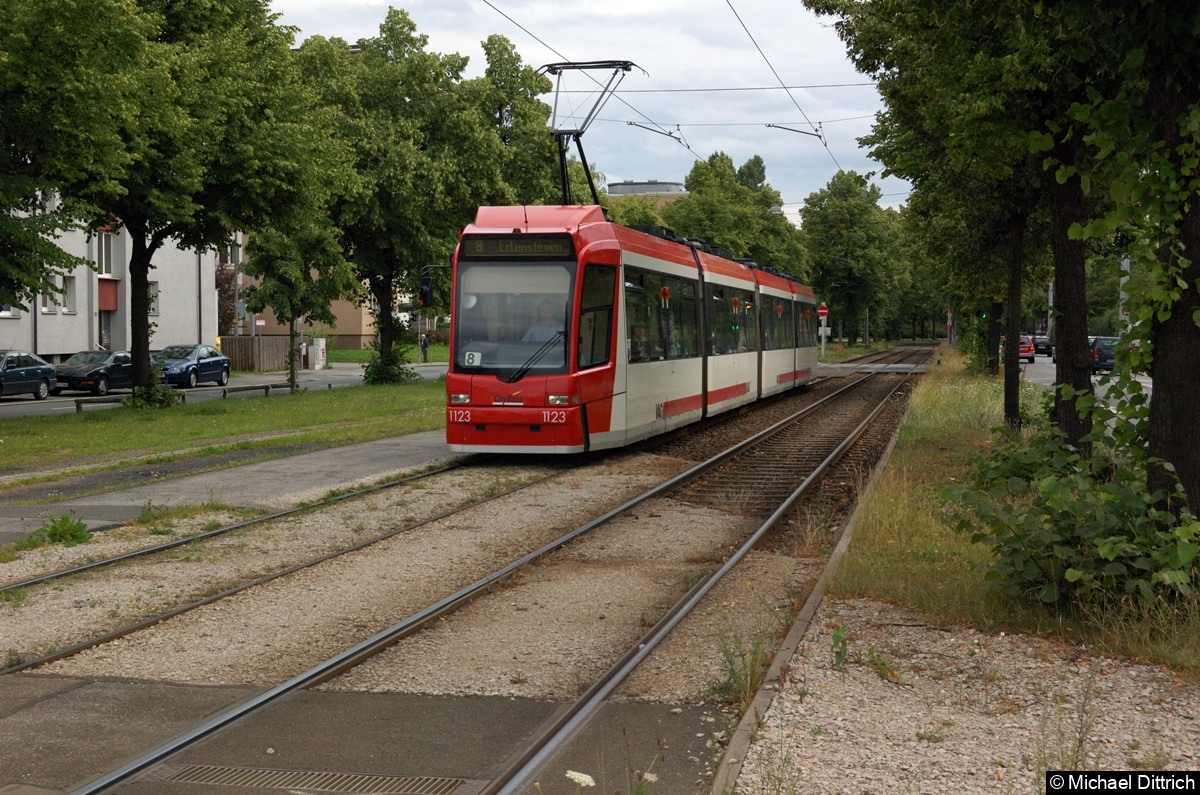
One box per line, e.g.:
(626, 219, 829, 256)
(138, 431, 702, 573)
(37, 351, 925, 794)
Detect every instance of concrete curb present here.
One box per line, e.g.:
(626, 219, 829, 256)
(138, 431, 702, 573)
(709, 418, 904, 794)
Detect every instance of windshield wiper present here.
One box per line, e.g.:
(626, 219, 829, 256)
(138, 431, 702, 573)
(505, 332, 563, 383)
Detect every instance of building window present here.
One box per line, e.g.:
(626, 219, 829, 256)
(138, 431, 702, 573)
(63, 275, 77, 313)
(148, 281, 160, 316)
(41, 277, 59, 314)
(0, 303, 14, 318)
(95, 232, 115, 275)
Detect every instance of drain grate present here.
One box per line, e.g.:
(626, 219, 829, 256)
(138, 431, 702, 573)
(164, 764, 466, 794)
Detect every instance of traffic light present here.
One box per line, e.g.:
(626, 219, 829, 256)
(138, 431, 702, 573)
(417, 276, 433, 308)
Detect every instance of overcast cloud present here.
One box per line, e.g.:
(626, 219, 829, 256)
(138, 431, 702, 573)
(268, 0, 912, 221)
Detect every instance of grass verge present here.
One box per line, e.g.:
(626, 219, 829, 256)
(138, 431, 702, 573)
(0, 380, 447, 473)
(829, 347, 1200, 675)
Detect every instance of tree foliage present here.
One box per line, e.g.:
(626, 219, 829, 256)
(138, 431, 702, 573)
(661, 152, 809, 278)
(319, 12, 539, 382)
(0, 0, 152, 306)
(58, 0, 330, 394)
(800, 171, 904, 345)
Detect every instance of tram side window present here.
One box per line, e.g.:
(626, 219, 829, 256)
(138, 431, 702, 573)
(578, 264, 616, 369)
(761, 296, 795, 351)
(624, 266, 699, 362)
(707, 286, 758, 355)
(797, 306, 816, 348)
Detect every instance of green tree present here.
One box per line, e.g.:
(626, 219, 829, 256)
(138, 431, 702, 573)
(60, 0, 328, 396)
(476, 35, 557, 205)
(243, 218, 361, 390)
(800, 171, 901, 345)
(331, 10, 510, 383)
(606, 194, 665, 227)
(0, 0, 151, 306)
(736, 155, 767, 191)
(1060, 2, 1200, 511)
(807, 0, 1070, 430)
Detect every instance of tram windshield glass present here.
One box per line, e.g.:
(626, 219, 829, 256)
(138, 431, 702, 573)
(453, 260, 575, 377)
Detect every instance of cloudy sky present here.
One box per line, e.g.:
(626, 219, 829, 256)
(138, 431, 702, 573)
(268, 0, 911, 220)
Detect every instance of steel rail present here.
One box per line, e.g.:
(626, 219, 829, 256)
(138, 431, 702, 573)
(68, 373, 893, 795)
(1, 457, 487, 594)
(2, 468, 560, 676)
(485, 370, 915, 794)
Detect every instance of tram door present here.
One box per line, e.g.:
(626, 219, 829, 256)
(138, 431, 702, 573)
(576, 264, 618, 446)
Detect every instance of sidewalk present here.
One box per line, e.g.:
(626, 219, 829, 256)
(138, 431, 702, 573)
(0, 360, 454, 545)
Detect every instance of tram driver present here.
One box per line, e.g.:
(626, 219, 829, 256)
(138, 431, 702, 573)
(522, 300, 565, 342)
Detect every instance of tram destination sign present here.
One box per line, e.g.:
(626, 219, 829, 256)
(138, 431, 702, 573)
(460, 234, 574, 260)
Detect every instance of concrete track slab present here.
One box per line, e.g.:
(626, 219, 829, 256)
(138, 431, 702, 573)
(2, 677, 719, 795)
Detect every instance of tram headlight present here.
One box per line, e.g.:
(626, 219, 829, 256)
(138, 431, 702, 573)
(450, 393, 471, 404)
(547, 394, 572, 405)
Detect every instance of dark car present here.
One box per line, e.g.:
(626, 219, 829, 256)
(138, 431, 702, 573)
(52, 350, 134, 395)
(0, 349, 56, 400)
(155, 344, 230, 387)
(1091, 336, 1119, 371)
(1033, 336, 1052, 356)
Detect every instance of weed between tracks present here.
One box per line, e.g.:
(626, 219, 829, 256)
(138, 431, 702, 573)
(0, 511, 91, 562)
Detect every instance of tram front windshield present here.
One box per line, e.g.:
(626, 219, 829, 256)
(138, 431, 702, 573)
(453, 261, 575, 378)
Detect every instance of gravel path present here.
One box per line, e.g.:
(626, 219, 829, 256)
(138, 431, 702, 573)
(734, 597, 1200, 793)
(5, 377, 1197, 793)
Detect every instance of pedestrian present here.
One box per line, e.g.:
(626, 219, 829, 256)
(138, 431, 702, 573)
(419, 333, 430, 363)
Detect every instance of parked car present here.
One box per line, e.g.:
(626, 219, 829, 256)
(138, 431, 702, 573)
(52, 350, 134, 395)
(1053, 336, 1102, 363)
(1090, 336, 1119, 371)
(1033, 336, 1052, 356)
(1017, 334, 1035, 363)
(0, 349, 56, 400)
(154, 344, 230, 387)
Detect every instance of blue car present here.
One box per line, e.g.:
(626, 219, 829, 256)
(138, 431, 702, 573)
(0, 349, 57, 400)
(155, 344, 231, 388)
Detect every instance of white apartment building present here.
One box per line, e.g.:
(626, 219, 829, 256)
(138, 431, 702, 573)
(0, 222, 222, 364)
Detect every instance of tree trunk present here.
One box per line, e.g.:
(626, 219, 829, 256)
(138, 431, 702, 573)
(986, 303, 1003, 376)
(288, 319, 298, 394)
(1146, 227, 1200, 511)
(370, 276, 399, 357)
(1144, 46, 1200, 513)
(1046, 139, 1093, 455)
(126, 221, 158, 393)
(1003, 213, 1025, 429)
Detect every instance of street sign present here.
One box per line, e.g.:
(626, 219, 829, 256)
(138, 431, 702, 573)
(817, 304, 828, 318)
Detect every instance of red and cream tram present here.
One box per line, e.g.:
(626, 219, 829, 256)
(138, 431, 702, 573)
(445, 205, 819, 453)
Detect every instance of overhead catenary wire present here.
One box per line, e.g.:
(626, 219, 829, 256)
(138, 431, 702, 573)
(476, 0, 889, 196)
(723, 0, 844, 170)
(477, 0, 699, 159)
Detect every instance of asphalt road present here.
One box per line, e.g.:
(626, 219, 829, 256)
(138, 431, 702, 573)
(1019, 351, 1153, 396)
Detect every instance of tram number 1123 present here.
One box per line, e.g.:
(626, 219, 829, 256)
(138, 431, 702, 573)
(542, 410, 567, 424)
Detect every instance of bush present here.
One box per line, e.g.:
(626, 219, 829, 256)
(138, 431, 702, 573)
(944, 426, 1199, 608)
(124, 382, 180, 409)
(361, 345, 422, 386)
